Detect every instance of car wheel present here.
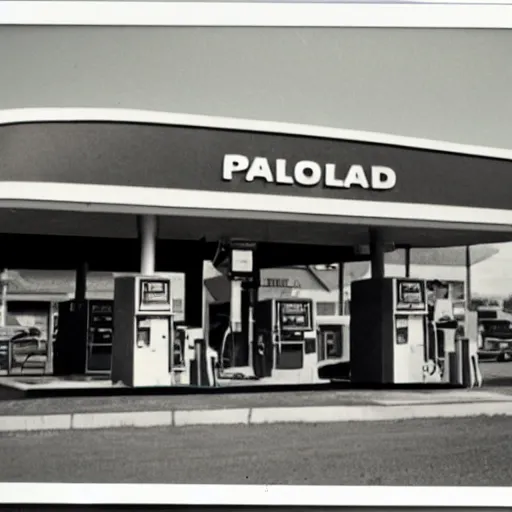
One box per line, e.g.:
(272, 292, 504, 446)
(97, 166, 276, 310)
(497, 353, 505, 362)
(504, 352, 512, 362)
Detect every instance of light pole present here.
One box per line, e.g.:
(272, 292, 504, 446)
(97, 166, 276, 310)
(0, 269, 9, 328)
(465, 246, 472, 309)
(338, 262, 344, 315)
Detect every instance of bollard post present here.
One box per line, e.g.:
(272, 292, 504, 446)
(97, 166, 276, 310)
(450, 337, 463, 386)
(211, 353, 217, 387)
(468, 336, 483, 388)
(461, 338, 472, 388)
(448, 352, 458, 386)
(443, 353, 450, 383)
(472, 354, 483, 388)
(195, 339, 202, 387)
(455, 338, 463, 386)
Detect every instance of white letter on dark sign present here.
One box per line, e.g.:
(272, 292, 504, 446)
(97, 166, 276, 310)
(246, 157, 274, 183)
(343, 165, 370, 189)
(294, 161, 322, 186)
(223, 154, 250, 181)
(371, 166, 396, 190)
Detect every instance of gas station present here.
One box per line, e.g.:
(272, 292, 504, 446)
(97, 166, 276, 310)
(0, 106, 511, 391)
(0, 0, 511, 395)
(3, 6, 512, 508)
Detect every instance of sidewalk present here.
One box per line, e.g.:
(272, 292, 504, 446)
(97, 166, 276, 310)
(2, 387, 512, 433)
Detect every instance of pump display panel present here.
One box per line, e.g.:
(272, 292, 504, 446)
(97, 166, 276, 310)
(89, 303, 113, 346)
(90, 303, 113, 324)
(139, 279, 171, 312)
(278, 301, 312, 330)
(395, 280, 427, 311)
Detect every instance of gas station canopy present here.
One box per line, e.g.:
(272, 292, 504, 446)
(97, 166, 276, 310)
(1, 108, 512, 271)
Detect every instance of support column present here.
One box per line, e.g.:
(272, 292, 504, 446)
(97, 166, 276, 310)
(246, 282, 258, 370)
(139, 214, 158, 275)
(338, 261, 345, 315)
(75, 261, 88, 301)
(404, 246, 411, 278)
(184, 257, 205, 329)
(465, 245, 472, 307)
(0, 269, 8, 328)
(369, 228, 385, 279)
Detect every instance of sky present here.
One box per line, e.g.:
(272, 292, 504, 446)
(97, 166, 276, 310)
(470, 242, 512, 298)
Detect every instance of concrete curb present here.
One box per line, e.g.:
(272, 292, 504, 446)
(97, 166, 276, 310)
(71, 411, 173, 430)
(174, 408, 250, 427)
(2, 400, 512, 433)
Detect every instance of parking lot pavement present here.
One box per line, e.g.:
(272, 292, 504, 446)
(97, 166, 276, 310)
(0, 388, 383, 416)
(480, 360, 512, 391)
(0, 360, 509, 418)
(1, 416, 511, 485)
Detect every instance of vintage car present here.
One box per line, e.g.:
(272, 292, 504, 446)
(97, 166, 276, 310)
(0, 327, 47, 372)
(478, 319, 512, 361)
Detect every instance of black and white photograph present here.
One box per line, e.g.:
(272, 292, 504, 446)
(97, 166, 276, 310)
(0, 0, 512, 507)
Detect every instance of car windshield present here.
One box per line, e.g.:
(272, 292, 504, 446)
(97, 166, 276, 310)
(481, 320, 512, 334)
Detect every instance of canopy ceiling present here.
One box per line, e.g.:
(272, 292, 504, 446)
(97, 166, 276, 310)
(1, 109, 512, 270)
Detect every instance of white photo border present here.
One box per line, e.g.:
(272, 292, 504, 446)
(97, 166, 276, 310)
(0, 1, 511, 28)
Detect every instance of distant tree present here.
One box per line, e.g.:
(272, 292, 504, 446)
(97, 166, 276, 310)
(469, 298, 488, 310)
(503, 295, 512, 312)
(469, 297, 504, 311)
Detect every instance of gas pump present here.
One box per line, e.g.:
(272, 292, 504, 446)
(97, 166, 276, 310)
(254, 298, 321, 383)
(53, 299, 113, 376)
(209, 240, 323, 384)
(425, 280, 464, 382)
(211, 239, 258, 379)
(174, 325, 216, 386)
(428, 290, 482, 386)
(431, 298, 458, 380)
(172, 325, 194, 385)
(209, 296, 323, 383)
(317, 315, 350, 362)
(111, 275, 176, 387)
(350, 277, 441, 385)
(316, 315, 351, 380)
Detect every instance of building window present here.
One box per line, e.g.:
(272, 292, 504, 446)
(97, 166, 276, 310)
(316, 302, 337, 316)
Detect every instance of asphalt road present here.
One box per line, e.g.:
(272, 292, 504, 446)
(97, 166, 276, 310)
(1, 416, 512, 485)
(480, 360, 512, 388)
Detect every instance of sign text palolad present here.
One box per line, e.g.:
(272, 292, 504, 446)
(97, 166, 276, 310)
(222, 154, 396, 190)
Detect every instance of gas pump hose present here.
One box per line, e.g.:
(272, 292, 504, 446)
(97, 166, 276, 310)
(218, 322, 233, 378)
(217, 319, 258, 381)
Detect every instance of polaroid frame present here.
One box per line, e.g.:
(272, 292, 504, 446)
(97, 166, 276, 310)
(0, 0, 509, 508)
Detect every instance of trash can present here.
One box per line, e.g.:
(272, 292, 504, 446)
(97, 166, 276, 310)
(191, 338, 217, 387)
